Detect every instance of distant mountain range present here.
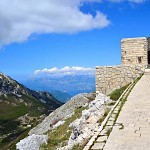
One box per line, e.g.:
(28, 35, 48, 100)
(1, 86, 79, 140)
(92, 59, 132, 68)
(21, 75, 95, 102)
(0, 72, 62, 149)
(50, 90, 71, 103)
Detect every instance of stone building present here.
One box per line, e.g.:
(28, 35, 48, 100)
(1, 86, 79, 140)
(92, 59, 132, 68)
(121, 37, 150, 66)
(96, 37, 150, 95)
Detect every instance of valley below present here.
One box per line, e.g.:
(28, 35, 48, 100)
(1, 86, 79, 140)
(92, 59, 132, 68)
(0, 72, 62, 150)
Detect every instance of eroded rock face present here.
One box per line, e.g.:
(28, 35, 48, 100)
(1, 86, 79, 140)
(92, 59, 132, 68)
(16, 134, 48, 150)
(17, 92, 112, 150)
(0, 72, 62, 108)
(59, 93, 112, 150)
(16, 93, 96, 150)
(29, 93, 95, 135)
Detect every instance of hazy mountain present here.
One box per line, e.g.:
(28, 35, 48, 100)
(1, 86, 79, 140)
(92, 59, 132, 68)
(0, 72, 62, 149)
(21, 75, 96, 100)
(50, 90, 71, 102)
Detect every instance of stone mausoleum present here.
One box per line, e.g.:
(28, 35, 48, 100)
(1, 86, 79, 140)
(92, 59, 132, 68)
(96, 37, 150, 95)
(122, 37, 150, 65)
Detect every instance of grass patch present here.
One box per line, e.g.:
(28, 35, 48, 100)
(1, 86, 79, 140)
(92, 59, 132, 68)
(109, 84, 130, 101)
(72, 144, 84, 150)
(8, 128, 31, 150)
(108, 75, 143, 135)
(40, 106, 87, 150)
(107, 101, 116, 106)
(0, 128, 30, 150)
(105, 127, 112, 136)
(116, 76, 142, 119)
(99, 108, 110, 124)
(0, 93, 53, 150)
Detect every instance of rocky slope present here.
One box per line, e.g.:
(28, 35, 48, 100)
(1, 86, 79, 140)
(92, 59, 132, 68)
(0, 72, 62, 108)
(0, 72, 62, 149)
(29, 93, 95, 135)
(16, 92, 115, 150)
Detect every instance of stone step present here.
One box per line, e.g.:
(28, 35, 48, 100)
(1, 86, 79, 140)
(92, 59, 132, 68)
(144, 69, 150, 75)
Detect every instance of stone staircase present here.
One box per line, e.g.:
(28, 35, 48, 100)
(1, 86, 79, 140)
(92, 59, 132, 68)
(83, 83, 135, 150)
(83, 77, 140, 150)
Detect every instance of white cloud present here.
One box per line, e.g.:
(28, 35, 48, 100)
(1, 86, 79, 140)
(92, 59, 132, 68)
(0, 0, 146, 46)
(0, 0, 109, 46)
(34, 66, 95, 76)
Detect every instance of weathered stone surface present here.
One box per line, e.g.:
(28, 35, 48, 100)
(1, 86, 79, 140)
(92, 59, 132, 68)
(17, 93, 95, 150)
(16, 134, 48, 150)
(29, 93, 94, 135)
(121, 37, 148, 65)
(96, 37, 150, 95)
(96, 136, 108, 142)
(59, 93, 112, 150)
(91, 142, 105, 150)
(104, 75, 150, 150)
(96, 65, 145, 95)
(107, 120, 114, 126)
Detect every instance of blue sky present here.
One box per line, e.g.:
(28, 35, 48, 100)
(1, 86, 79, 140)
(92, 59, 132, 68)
(0, 0, 150, 80)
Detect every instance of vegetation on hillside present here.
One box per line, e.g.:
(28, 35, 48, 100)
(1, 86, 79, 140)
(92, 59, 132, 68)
(109, 84, 130, 101)
(0, 93, 60, 150)
(40, 106, 88, 150)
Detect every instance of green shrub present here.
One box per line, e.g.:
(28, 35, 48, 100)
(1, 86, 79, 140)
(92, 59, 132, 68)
(109, 84, 129, 101)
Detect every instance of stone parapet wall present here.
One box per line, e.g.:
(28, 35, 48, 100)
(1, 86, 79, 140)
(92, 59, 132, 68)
(121, 37, 148, 65)
(96, 65, 146, 95)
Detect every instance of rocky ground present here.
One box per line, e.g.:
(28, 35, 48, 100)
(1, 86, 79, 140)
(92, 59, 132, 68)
(0, 72, 62, 150)
(16, 92, 116, 150)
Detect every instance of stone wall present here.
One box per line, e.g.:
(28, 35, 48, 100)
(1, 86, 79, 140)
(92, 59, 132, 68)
(121, 37, 148, 66)
(96, 65, 145, 95)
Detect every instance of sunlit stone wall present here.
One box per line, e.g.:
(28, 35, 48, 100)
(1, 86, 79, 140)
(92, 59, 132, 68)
(96, 65, 145, 95)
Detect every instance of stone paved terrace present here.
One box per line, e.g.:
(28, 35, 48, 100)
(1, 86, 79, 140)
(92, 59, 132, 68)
(104, 73, 150, 150)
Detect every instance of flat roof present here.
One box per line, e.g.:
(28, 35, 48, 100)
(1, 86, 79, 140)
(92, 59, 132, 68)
(121, 37, 148, 41)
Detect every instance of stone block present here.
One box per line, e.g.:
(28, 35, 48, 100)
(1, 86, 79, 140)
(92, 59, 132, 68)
(91, 142, 105, 150)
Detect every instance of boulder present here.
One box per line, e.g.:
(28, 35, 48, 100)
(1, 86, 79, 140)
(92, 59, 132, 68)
(16, 134, 48, 150)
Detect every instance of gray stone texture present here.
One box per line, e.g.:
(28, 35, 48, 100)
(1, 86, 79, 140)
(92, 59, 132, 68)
(16, 134, 48, 150)
(96, 37, 150, 95)
(121, 37, 148, 65)
(104, 74, 150, 150)
(96, 65, 145, 94)
(29, 93, 95, 135)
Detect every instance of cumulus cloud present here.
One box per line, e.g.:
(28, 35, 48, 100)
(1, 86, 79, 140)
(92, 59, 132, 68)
(0, 0, 109, 46)
(34, 66, 95, 76)
(0, 0, 146, 46)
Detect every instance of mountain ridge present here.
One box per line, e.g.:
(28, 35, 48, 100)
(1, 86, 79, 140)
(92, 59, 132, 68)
(0, 72, 62, 149)
(21, 74, 95, 99)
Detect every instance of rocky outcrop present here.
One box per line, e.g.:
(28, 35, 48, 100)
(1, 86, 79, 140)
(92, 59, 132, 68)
(59, 93, 112, 149)
(16, 134, 48, 150)
(0, 72, 63, 150)
(16, 93, 96, 150)
(16, 92, 114, 150)
(0, 72, 62, 108)
(29, 93, 95, 135)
